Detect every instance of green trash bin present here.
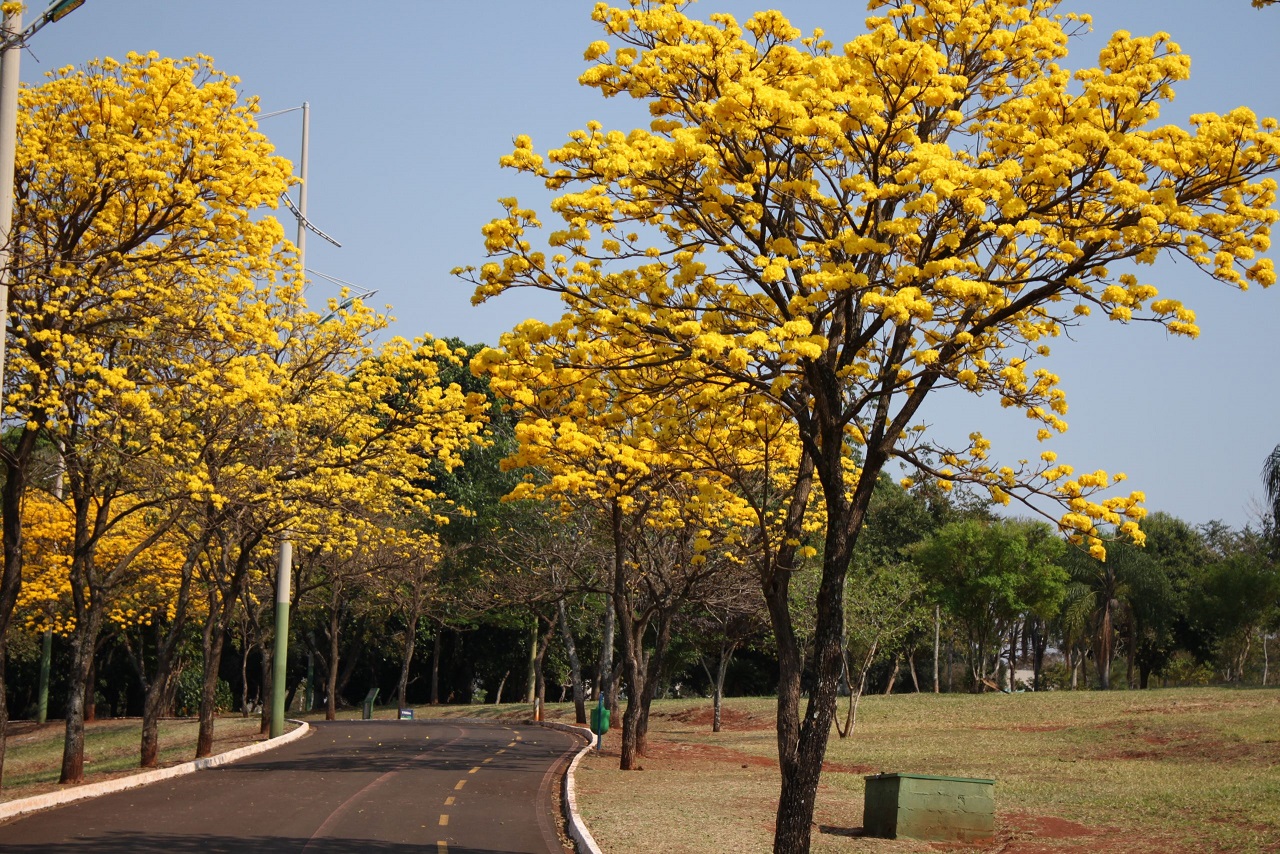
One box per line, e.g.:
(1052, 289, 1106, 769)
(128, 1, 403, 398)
(362, 687, 378, 720)
(589, 705, 611, 736)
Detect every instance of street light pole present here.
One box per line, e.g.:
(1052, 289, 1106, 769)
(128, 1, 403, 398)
(0, 6, 24, 427)
(271, 101, 308, 739)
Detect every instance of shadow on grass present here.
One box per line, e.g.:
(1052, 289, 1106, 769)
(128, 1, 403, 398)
(818, 824, 865, 838)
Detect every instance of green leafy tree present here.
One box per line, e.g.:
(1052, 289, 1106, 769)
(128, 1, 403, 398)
(917, 519, 1067, 690)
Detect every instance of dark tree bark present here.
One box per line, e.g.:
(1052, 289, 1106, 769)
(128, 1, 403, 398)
(762, 426, 886, 854)
(430, 627, 442, 705)
(325, 597, 344, 721)
(396, 614, 420, 712)
(0, 421, 40, 788)
(596, 596, 615, 706)
(533, 615, 557, 719)
(59, 572, 105, 784)
(197, 531, 262, 758)
(700, 641, 738, 733)
(558, 598, 588, 724)
(140, 530, 211, 767)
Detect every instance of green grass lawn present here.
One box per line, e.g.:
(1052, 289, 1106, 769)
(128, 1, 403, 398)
(0, 715, 272, 802)
(570, 688, 1280, 853)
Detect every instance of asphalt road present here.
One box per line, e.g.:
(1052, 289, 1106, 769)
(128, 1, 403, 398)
(0, 719, 583, 853)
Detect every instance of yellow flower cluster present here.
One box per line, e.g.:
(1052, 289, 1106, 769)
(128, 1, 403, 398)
(460, 0, 1280, 559)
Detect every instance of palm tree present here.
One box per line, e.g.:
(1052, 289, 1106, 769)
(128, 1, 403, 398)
(1262, 445, 1280, 525)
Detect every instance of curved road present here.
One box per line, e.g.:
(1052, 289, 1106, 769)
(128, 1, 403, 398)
(0, 720, 583, 853)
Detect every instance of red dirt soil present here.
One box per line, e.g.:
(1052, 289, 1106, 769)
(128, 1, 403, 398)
(613, 722, 1212, 854)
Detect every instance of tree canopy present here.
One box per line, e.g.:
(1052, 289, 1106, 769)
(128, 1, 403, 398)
(460, 2, 1280, 850)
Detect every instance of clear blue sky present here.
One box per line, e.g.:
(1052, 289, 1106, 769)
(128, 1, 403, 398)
(18, 0, 1280, 530)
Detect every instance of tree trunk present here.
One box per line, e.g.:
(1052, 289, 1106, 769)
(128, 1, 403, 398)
(198, 534, 261, 758)
(37, 630, 53, 724)
(610, 498, 645, 771)
(614, 600, 647, 770)
(60, 586, 106, 784)
(712, 666, 724, 733)
(1031, 619, 1048, 691)
(1097, 598, 1113, 691)
(494, 671, 508, 705)
(430, 627, 442, 705)
(525, 618, 538, 704)
(710, 643, 736, 733)
(947, 638, 955, 693)
(1008, 625, 1018, 691)
(326, 613, 341, 720)
(533, 617, 556, 721)
(597, 594, 615, 704)
(883, 655, 900, 695)
(83, 650, 97, 723)
(634, 612, 674, 756)
(757, 449, 826, 854)
(1126, 614, 1137, 689)
(558, 599, 587, 725)
(764, 439, 870, 854)
(197, 609, 227, 757)
(140, 544, 203, 767)
(140, 672, 167, 768)
(60, 500, 115, 787)
(259, 641, 272, 735)
(836, 639, 878, 739)
(933, 606, 940, 693)
(396, 611, 421, 712)
(0, 426, 38, 789)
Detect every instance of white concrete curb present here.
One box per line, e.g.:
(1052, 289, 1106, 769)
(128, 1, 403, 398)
(0, 719, 311, 822)
(537, 720, 604, 854)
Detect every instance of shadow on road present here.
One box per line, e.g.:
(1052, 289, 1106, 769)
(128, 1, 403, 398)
(0, 833, 519, 853)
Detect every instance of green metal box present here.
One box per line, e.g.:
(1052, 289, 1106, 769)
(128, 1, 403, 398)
(863, 773, 995, 843)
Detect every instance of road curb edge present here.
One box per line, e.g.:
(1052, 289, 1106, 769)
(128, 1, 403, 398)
(536, 720, 604, 854)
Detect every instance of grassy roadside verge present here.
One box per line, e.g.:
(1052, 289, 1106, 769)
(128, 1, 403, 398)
(571, 688, 1280, 853)
(0, 715, 277, 803)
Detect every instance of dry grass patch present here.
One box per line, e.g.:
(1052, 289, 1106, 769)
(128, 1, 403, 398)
(574, 688, 1280, 853)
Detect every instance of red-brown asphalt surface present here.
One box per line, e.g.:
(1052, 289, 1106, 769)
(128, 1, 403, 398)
(0, 720, 583, 853)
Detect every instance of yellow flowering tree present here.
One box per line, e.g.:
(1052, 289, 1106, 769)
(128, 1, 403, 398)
(0, 51, 296, 786)
(189, 319, 488, 757)
(479, 336, 767, 767)
(461, 2, 1280, 848)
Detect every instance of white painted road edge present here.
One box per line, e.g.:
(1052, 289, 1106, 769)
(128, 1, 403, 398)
(0, 719, 311, 823)
(536, 719, 605, 854)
